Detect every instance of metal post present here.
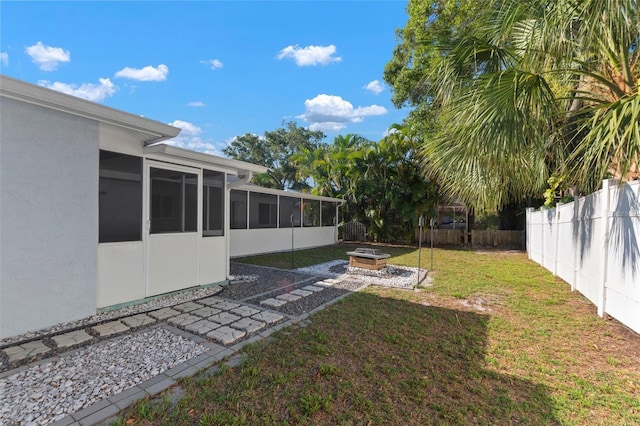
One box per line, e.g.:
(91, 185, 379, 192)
(418, 215, 424, 285)
(291, 213, 295, 269)
(333, 216, 337, 260)
(430, 218, 435, 270)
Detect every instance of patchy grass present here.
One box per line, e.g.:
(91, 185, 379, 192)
(119, 246, 640, 425)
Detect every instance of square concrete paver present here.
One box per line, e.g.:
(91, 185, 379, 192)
(212, 301, 241, 311)
(290, 289, 312, 297)
(302, 285, 325, 292)
(91, 320, 129, 337)
(230, 306, 261, 317)
(192, 306, 221, 318)
(52, 330, 93, 349)
(173, 302, 203, 313)
(197, 297, 223, 306)
(260, 298, 287, 307)
(149, 307, 181, 320)
(167, 313, 201, 327)
(121, 313, 156, 328)
(251, 311, 284, 325)
(276, 293, 301, 302)
(208, 312, 241, 326)
(3, 340, 50, 363)
(207, 326, 246, 345)
(184, 319, 222, 335)
(230, 318, 266, 334)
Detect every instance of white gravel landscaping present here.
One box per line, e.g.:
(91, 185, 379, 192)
(0, 286, 222, 347)
(296, 260, 431, 289)
(0, 327, 208, 425)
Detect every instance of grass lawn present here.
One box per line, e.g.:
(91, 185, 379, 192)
(118, 244, 640, 425)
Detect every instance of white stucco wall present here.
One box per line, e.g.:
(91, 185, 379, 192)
(1, 98, 98, 338)
(96, 123, 146, 309)
(229, 226, 337, 258)
(97, 242, 145, 308)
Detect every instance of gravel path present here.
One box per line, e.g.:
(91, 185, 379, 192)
(2, 261, 414, 425)
(0, 327, 208, 425)
(225, 263, 318, 300)
(0, 286, 223, 348)
(226, 263, 368, 317)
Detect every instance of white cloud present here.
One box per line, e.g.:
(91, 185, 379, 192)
(25, 42, 70, 71)
(365, 80, 384, 95)
(201, 59, 223, 70)
(0, 52, 8, 67)
(115, 64, 168, 81)
(383, 127, 400, 138)
(297, 94, 387, 132)
(38, 78, 117, 102)
(166, 120, 222, 156)
(187, 101, 206, 107)
(277, 44, 341, 66)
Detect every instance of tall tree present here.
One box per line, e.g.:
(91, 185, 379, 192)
(386, 0, 640, 210)
(295, 130, 438, 241)
(383, 0, 492, 109)
(223, 122, 325, 190)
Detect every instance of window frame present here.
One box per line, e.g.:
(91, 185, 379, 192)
(98, 150, 143, 243)
(202, 170, 225, 237)
(149, 166, 199, 235)
(249, 192, 278, 229)
(230, 189, 248, 229)
(303, 199, 321, 227)
(321, 201, 338, 226)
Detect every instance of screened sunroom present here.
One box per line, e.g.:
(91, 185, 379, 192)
(228, 183, 343, 258)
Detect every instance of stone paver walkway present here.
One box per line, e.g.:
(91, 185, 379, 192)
(0, 272, 358, 426)
(51, 330, 93, 349)
(3, 341, 50, 363)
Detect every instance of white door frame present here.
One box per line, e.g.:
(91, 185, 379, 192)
(144, 159, 202, 297)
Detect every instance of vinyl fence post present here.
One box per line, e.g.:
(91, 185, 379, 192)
(540, 207, 545, 268)
(572, 196, 580, 292)
(597, 179, 613, 317)
(525, 207, 533, 258)
(553, 203, 562, 277)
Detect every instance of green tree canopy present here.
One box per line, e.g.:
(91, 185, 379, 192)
(223, 122, 325, 190)
(294, 130, 439, 242)
(386, 0, 640, 210)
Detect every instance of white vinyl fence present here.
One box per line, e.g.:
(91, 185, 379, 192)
(526, 179, 640, 334)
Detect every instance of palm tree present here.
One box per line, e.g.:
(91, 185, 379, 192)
(420, 0, 639, 209)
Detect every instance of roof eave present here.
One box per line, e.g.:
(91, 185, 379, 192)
(0, 75, 180, 144)
(144, 143, 269, 175)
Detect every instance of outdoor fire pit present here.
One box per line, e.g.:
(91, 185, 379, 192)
(346, 247, 391, 271)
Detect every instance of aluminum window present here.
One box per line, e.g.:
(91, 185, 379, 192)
(150, 168, 198, 234)
(249, 192, 277, 229)
(230, 190, 248, 229)
(99, 150, 142, 243)
(321, 201, 338, 226)
(303, 199, 320, 227)
(203, 170, 224, 236)
(279, 196, 301, 228)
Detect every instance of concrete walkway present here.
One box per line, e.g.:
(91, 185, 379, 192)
(0, 275, 358, 425)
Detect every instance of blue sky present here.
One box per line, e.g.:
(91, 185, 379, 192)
(1, 1, 411, 155)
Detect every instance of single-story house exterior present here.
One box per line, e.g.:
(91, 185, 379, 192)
(0, 75, 341, 339)
(229, 183, 343, 258)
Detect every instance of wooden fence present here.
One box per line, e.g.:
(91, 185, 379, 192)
(341, 221, 367, 241)
(416, 229, 525, 249)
